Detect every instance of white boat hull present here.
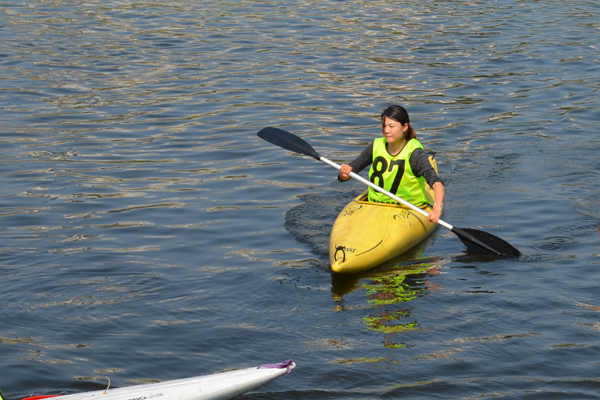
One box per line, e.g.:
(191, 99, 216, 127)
(18, 361, 295, 400)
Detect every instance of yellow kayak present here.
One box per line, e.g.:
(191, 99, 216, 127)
(329, 157, 439, 274)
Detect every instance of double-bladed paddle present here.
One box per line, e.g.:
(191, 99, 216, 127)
(257, 127, 520, 258)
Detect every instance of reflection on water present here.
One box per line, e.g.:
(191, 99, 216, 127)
(363, 273, 420, 348)
(334, 262, 442, 349)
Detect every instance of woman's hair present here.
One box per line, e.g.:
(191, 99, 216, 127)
(380, 105, 416, 139)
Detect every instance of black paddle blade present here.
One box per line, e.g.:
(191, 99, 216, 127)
(257, 127, 321, 160)
(452, 227, 520, 258)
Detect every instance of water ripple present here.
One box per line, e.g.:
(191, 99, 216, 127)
(2, 1, 600, 399)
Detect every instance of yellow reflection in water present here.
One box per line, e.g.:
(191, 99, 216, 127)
(363, 273, 419, 336)
(332, 257, 444, 349)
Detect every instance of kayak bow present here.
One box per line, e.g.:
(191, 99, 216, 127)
(9, 360, 295, 400)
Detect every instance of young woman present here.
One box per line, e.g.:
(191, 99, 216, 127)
(338, 105, 445, 223)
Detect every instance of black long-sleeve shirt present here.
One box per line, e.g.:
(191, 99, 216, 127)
(339, 142, 443, 187)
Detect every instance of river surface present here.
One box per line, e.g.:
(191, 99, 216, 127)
(1, 1, 600, 399)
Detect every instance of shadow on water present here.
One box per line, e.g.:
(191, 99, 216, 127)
(283, 189, 363, 259)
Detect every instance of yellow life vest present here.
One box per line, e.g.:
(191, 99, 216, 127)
(368, 137, 429, 206)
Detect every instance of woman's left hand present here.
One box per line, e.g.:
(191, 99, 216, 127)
(428, 182, 445, 223)
(427, 204, 443, 223)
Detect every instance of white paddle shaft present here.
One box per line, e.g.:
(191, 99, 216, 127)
(319, 156, 454, 231)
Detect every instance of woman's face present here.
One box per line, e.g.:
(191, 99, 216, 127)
(381, 116, 408, 144)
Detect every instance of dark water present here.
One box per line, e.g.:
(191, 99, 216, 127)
(1, 1, 600, 399)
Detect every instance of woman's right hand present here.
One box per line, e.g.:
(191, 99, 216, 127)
(339, 164, 353, 181)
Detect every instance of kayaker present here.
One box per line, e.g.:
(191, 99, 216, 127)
(338, 104, 445, 224)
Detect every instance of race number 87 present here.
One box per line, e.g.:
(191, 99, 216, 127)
(370, 156, 405, 194)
